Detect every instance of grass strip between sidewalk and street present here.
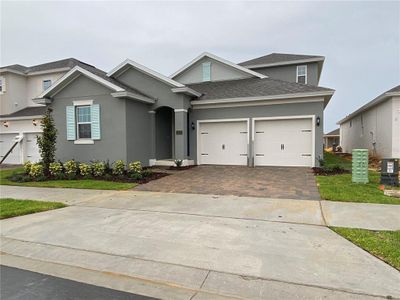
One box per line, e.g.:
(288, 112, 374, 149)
(331, 227, 400, 271)
(0, 168, 136, 190)
(0, 198, 66, 219)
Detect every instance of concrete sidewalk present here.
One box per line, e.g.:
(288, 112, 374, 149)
(1, 185, 399, 230)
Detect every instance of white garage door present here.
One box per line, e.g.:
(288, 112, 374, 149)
(199, 121, 248, 165)
(254, 118, 313, 167)
(0, 133, 21, 164)
(24, 133, 41, 162)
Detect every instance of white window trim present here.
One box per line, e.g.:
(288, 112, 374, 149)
(75, 104, 93, 142)
(296, 65, 307, 84)
(0, 76, 5, 94)
(42, 79, 52, 91)
(73, 99, 93, 106)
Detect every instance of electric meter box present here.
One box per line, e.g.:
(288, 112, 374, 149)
(352, 149, 369, 184)
(381, 158, 399, 186)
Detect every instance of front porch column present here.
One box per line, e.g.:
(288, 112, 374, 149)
(174, 109, 188, 160)
(148, 110, 156, 162)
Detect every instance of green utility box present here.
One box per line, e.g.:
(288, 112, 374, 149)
(352, 149, 369, 184)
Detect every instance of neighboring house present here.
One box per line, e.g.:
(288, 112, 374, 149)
(338, 85, 400, 158)
(323, 128, 340, 149)
(0, 58, 93, 164)
(34, 52, 334, 167)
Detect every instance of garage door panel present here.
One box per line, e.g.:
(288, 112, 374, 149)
(24, 133, 41, 162)
(199, 121, 248, 165)
(0, 134, 20, 164)
(254, 118, 313, 167)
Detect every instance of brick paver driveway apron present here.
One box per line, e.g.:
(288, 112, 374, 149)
(136, 166, 320, 200)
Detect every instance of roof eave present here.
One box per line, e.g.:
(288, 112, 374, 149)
(111, 91, 155, 104)
(242, 57, 325, 69)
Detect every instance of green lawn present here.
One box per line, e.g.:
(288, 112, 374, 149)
(316, 152, 400, 204)
(0, 168, 136, 190)
(332, 227, 400, 270)
(0, 198, 66, 219)
(322, 151, 352, 170)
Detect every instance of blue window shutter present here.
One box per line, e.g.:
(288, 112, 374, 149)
(202, 62, 211, 81)
(91, 104, 101, 140)
(66, 106, 76, 140)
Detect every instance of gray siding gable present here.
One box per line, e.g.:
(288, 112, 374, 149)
(173, 57, 252, 84)
(115, 67, 191, 110)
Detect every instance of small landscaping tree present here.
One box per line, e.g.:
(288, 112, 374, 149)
(37, 108, 57, 176)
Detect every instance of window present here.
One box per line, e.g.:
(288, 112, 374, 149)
(0, 76, 5, 93)
(42, 79, 52, 91)
(296, 65, 307, 84)
(76, 106, 92, 139)
(202, 62, 211, 81)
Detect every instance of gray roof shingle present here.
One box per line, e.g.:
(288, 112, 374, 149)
(0, 106, 47, 118)
(325, 128, 340, 136)
(188, 77, 334, 101)
(239, 53, 324, 67)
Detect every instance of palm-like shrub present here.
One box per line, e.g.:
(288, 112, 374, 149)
(64, 160, 77, 175)
(23, 161, 32, 175)
(112, 160, 125, 176)
(49, 162, 63, 177)
(79, 163, 92, 177)
(92, 161, 106, 177)
(29, 163, 44, 178)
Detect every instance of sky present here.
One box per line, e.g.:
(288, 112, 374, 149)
(1, 1, 399, 132)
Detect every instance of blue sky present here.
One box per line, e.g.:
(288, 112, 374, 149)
(1, 1, 399, 132)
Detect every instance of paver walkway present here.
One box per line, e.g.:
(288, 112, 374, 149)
(136, 166, 321, 200)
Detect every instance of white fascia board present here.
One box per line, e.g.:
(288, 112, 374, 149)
(38, 66, 125, 98)
(191, 91, 334, 106)
(0, 68, 26, 76)
(337, 91, 400, 124)
(170, 52, 267, 79)
(171, 87, 202, 98)
(107, 59, 184, 88)
(0, 115, 43, 121)
(243, 57, 325, 69)
(111, 91, 155, 104)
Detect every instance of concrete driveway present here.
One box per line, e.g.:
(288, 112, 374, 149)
(1, 189, 399, 299)
(136, 165, 321, 200)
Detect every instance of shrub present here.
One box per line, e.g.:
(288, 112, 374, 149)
(49, 162, 63, 177)
(36, 108, 57, 175)
(112, 160, 125, 176)
(92, 161, 106, 177)
(29, 163, 44, 178)
(9, 174, 32, 183)
(64, 160, 77, 175)
(23, 161, 32, 175)
(128, 161, 142, 175)
(79, 163, 92, 178)
(174, 159, 183, 168)
(129, 172, 143, 180)
(142, 168, 153, 178)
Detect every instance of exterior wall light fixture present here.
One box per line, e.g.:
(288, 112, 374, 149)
(316, 116, 321, 127)
(3, 121, 9, 127)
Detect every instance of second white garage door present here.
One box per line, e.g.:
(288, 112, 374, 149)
(198, 120, 248, 165)
(254, 118, 313, 167)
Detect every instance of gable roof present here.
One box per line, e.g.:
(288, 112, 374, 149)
(324, 128, 340, 136)
(188, 77, 334, 101)
(0, 58, 95, 75)
(239, 53, 325, 68)
(337, 85, 400, 124)
(170, 52, 267, 80)
(38, 64, 154, 103)
(107, 59, 185, 88)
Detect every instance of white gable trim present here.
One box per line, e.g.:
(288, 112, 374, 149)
(107, 59, 184, 88)
(171, 87, 202, 97)
(38, 66, 125, 98)
(170, 52, 267, 79)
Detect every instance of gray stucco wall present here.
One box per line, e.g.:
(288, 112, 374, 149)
(252, 63, 319, 86)
(50, 75, 128, 163)
(189, 101, 324, 166)
(173, 57, 252, 84)
(125, 99, 153, 165)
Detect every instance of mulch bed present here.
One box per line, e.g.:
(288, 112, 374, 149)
(312, 167, 350, 176)
(135, 172, 168, 184)
(168, 165, 197, 171)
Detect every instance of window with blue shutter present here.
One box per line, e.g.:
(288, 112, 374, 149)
(66, 103, 101, 141)
(66, 106, 76, 140)
(91, 104, 101, 140)
(202, 62, 211, 81)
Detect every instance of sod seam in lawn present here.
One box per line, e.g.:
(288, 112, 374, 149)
(0, 168, 136, 190)
(331, 227, 400, 271)
(0, 198, 66, 219)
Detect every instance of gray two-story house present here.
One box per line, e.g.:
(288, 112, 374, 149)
(36, 52, 334, 167)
